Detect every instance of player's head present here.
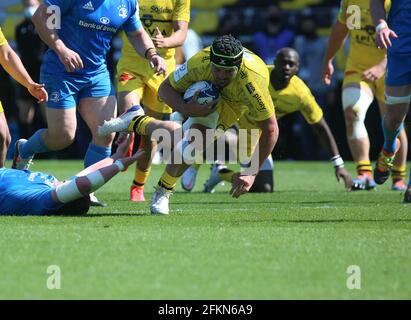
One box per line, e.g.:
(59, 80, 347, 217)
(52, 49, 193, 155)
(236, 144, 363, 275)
(273, 48, 300, 84)
(210, 35, 244, 88)
(53, 196, 91, 216)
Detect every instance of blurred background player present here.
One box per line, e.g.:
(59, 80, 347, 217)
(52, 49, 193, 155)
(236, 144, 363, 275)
(197, 48, 352, 193)
(15, 0, 47, 139)
(370, 0, 411, 202)
(12, 0, 166, 206)
(116, 0, 190, 202)
(150, 35, 278, 214)
(0, 134, 142, 216)
(322, 0, 408, 191)
(0, 26, 47, 168)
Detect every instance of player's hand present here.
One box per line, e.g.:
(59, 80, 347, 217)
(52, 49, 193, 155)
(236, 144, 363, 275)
(149, 54, 167, 76)
(57, 46, 84, 72)
(335, 167, 352, 192)
(230, 173, 256, 198)
(27, 82, 48, 103)
(182, 91, 217, 117)
(151, 27, 168, 48)
(322, 61, 334, 85)
(113, 133, 133, 159)
(362, 64, 385, 82)
(376, 26, 398, 49)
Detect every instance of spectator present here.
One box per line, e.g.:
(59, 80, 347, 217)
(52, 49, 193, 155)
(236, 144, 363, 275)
(252, 5, 294, 64)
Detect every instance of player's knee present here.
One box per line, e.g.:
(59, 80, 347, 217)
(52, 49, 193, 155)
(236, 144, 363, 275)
(343, 108, 368, 140)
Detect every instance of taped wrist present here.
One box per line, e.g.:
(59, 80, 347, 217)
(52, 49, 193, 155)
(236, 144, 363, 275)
(86, 170, 106, 193)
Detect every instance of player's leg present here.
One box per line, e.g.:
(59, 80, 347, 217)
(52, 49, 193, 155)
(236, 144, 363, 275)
(341, 80, 375, 190)
(12, 73, 78, 170)
(377, 98, 408, 191)
(375, 54, 411, 186)
(0, 108, 11, 167)
(151, 111, 220, 215)
(131, 88, 170, 202)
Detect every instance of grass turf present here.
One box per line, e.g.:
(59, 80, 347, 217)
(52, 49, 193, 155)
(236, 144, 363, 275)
(0, 160, 410, 299)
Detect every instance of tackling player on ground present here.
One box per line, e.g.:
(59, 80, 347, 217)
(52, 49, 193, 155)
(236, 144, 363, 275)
(116, 0, 190, 202)
(322, 0, 408, 191)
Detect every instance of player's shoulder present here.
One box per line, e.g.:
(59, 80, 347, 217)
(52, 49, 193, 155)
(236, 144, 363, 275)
(288, 76, 312, 96)
(186, 47, 211, 69)
(240, 49, 269, 80)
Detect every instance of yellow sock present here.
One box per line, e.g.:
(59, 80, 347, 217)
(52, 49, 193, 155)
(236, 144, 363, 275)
(218, 168, 235, 183)
(356, 160, 372, 176)
(133, 166, 151, 187)
(127, 115, 153, 135)
(158, 171, 179, 190)
(392, 165, 406, 181)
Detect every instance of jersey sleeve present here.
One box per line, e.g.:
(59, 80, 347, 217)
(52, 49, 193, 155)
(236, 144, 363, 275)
(337, 0, 348, 24)
(298, 82, 324, 125)
(122, 2, 142, 33)
(44, 0, 74, 14)
(242, 72, 275, 122)
(173, 0, 191, 22)
(169, 51, 205, 92)
(0, 28, 8, 47)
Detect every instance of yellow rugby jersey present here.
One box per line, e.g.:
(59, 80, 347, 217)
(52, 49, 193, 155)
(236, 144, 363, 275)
(338, 0, 390, 71)
(170, 47, 274, 123)
(121, 0, 190, 61)
(0, 28, 7, 47)
(268, 66, 323, 125)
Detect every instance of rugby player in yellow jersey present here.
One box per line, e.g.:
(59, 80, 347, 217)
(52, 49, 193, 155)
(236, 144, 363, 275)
(100, 35, 279, 214)
(322, 0, 408, 191)
(198, 48, 352, 193)
(116, 0, 190, 202)
(0, 27, 47, 167)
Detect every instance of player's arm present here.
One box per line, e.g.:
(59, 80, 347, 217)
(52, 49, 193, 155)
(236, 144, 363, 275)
(158, 77, 216, 117)
(231, 115, 279, 198)
(52, 135, 144, 203)
(370, 0, 397, 48)
(310, 118, 352, 190)
(0, 41, 47, 102)
(151, 21, 188, 49)
(322, 21, 349, 85)
(32, 3, 83, 72)
(126, 28, 167, 75)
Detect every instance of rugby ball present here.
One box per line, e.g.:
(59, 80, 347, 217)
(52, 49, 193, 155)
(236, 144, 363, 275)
(183, 81, 220, 105)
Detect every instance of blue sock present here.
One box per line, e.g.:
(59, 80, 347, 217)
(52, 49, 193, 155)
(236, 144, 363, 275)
(20, 129, 51, 158)
(407, 168, 411, 189)
(382, 119, 403, 154)
(84, 143, 111, 168)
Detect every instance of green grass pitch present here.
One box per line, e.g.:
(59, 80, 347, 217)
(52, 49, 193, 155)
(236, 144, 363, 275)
(1, 160, 410, 299)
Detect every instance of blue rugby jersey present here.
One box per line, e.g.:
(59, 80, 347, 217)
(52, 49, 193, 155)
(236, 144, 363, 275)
(387, 0, 411, 54)
(0, 168, 59, 215)
(42, 0, 142, 75)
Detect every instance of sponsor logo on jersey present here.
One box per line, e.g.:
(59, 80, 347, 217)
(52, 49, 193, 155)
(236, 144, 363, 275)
(82, 1, 94, 11)
(118, 4, 128, 19)
(173, 62, 188, 82)
(151, 6, 172, 14)
(100, 17, 110, 25)
(118, 72, 136, 83)
(245, 82, 255, 94)
(252, 93, 266, 111)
